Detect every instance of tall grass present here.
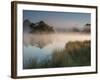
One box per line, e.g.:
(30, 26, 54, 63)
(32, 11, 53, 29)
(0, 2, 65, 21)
(51, 40, 91, 67)
(24, 40, 91, 69)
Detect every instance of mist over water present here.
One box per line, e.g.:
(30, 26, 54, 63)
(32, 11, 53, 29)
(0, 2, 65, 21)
(23, 32, 90, 69)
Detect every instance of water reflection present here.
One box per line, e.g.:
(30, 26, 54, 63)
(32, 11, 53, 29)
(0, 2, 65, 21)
(23, 33, 53, 48)
(23, 32, 90, 69)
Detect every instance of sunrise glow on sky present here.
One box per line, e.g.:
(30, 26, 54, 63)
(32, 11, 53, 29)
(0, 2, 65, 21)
(23, 10, 91, 29)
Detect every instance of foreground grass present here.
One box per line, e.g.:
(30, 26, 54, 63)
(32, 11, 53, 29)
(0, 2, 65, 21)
(23, 40, 91, 69)
(51, 40, 91, 67)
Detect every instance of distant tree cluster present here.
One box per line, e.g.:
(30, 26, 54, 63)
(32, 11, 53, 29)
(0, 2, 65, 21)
(30, 21, 55, 33)
(82, 23, 91, 33)
(72, 27, 80, 32)
(72, 23, 91, 33)
(23, 19, 91, 33)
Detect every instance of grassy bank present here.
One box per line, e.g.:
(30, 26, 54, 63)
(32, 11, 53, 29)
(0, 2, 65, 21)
(23, 40, 91, 69)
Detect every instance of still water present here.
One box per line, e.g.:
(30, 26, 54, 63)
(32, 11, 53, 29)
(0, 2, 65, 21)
(23, 32, 90, 69)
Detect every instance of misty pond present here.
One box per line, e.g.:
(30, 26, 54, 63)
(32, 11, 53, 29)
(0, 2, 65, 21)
(23, 32, 91, 69)
(23, 10, 91, 69)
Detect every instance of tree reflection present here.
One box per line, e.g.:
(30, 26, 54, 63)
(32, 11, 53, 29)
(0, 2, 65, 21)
(25, 33, 53, 48)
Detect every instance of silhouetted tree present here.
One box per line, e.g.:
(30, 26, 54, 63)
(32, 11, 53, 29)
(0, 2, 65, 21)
(30, 20, 55, 33)
(83, 23, 91, 33)
(72, 27, 80, 32)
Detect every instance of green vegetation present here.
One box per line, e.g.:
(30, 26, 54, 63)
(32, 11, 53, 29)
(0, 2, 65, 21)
(23, 19, 91, 33)
(30, 21, 55, 33)
(24, 40, 91, 69)
(51, 40, 91, 67)
(71, 23, 91, 33)
(82, 23, 91, 33)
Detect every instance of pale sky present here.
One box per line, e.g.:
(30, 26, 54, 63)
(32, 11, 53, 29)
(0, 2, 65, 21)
(23, 10, 91, 29)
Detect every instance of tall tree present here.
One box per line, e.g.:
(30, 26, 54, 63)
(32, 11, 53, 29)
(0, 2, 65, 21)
(83, 23, 91, 33)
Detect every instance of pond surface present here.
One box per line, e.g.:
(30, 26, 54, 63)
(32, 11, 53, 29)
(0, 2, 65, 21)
(23, 32, 90, 69)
